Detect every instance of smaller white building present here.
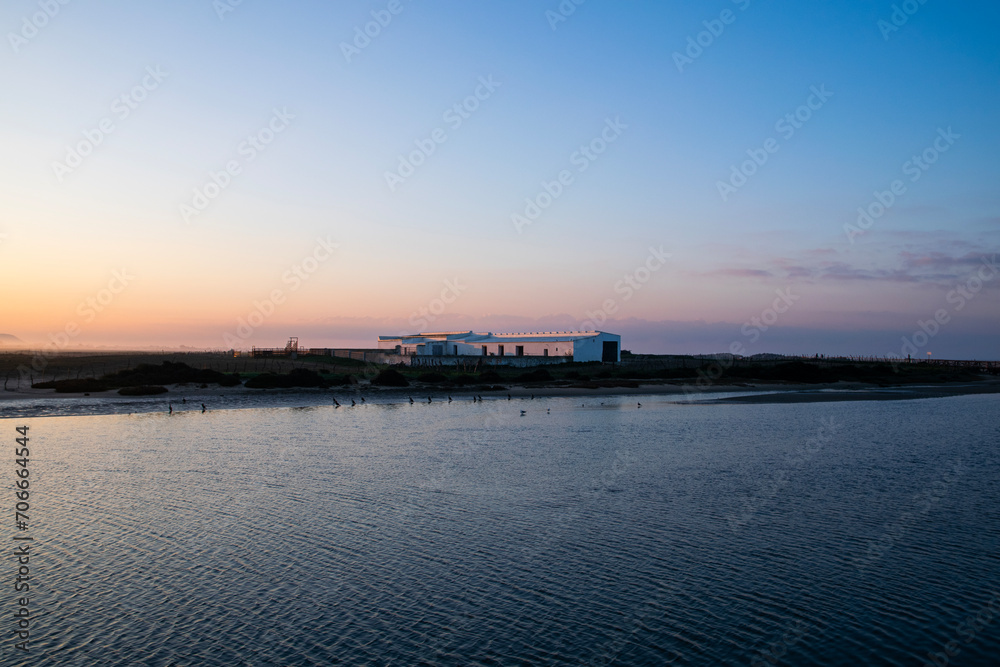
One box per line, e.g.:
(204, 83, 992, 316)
(377, 331, 621, 363)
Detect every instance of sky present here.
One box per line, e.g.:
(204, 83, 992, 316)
(0, 0, 998, 358)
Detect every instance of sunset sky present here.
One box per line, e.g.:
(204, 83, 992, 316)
(1, 1, 998, 357)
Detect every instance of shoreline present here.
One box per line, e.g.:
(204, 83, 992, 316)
(2, 376, 998, 409)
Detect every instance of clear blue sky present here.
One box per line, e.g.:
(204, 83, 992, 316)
(1, 0, 998, 357)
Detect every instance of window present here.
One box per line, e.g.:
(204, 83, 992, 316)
(516, 346, 524, 356)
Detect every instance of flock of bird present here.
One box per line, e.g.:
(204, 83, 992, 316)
(325, 394, 644, 414)
(166, 394, 643, 415)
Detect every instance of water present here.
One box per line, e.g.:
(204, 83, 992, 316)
(3, 394, 999, 665)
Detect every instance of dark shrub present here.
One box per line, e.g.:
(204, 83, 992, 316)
(372, 369, 409, 387)
(101, 361, 240, 388)
(245, 368, 328, 389)
(478, 370, 502, 382)
(324, 374, 354, 386)
(33, 378, 109, 393)
(417, 372, 448, 384)
(450, 374, 476, 386)
(517, 368, 552, 382)
(118, 385, 169, 396)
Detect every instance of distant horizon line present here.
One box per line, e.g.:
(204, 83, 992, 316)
(0, 345, 996, 363)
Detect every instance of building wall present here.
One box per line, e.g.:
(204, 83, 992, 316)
(572, 333, 621, 362)
(377, 332, 620, 362)
(476, 340, 574, 358)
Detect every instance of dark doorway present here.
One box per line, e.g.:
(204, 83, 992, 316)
(602, 341, 618, 362)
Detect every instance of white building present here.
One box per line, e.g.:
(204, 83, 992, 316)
(377, 331, 621, 363)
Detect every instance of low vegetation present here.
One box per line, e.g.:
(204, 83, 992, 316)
(32, 361, 241, 393)
(118, 385, 169, 396)
(244, 368, 354, 389)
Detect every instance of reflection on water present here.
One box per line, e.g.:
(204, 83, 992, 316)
(5, 394, 1000, 665)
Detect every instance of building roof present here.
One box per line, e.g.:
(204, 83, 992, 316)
(379, 330, 615, 344)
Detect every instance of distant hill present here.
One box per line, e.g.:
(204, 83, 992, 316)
(0, 333, 23, 345)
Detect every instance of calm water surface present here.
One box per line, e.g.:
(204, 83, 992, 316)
(4, 394, 999, 666)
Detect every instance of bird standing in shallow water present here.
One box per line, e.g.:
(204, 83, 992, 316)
(409, 396, 414, 404)
(637, 402, 642, 408)
(168, 404, 173, 414)
(448, 396, 453, 403)
(351, 399, 356, 406)
(202, 403, 207, 413)
(520, 410, 526, 416)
